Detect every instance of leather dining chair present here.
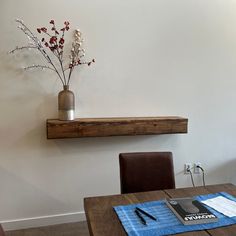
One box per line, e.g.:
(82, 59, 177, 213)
(119, 152, 175, 194)
(0, 224, 5, 236)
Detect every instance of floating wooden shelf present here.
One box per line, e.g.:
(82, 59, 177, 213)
(46, 116, 188, 139)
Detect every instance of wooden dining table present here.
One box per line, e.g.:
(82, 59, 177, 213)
(84, 183, 236, 236)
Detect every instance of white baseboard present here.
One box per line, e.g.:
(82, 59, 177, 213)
(1, 211, 86, 231)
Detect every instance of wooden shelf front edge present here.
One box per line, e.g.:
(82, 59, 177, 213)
(46, 116, 188, 139)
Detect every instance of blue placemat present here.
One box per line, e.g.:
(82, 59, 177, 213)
(113, 192, 236, 236)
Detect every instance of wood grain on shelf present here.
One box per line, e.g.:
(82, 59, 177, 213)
(47, 116, 188, 139)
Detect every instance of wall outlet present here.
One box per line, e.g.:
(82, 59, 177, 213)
(194, 163, 202, 174)
(184, 163, 192, 174)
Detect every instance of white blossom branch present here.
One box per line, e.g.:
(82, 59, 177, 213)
(24, 64, 56, 72)
(9, 45, 37, 54)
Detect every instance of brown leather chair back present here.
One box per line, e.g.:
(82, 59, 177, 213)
(0, 224, 5, 236)
(119, 152, 175, 194)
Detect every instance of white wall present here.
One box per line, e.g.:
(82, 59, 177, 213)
(1, 0, 236, 230)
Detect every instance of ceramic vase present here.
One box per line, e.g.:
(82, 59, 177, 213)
(58, 85, 75, 121)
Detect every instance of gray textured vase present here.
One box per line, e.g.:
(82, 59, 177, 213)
(58, 85, 75, 121)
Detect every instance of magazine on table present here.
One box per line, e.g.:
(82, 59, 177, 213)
(166, 197, 218, 225)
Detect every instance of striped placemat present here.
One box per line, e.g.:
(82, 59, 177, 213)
(113, 192, 236, 236)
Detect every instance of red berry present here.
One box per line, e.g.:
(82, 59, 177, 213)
(59, 38, 65, 44)
(41, 27, 47, 33)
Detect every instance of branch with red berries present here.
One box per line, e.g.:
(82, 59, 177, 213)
(10, 19, 95, 86)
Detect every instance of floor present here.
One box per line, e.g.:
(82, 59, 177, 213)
(5, 221, 89, 236)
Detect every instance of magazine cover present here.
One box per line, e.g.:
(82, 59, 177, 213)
(166, 197, 218, 225)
